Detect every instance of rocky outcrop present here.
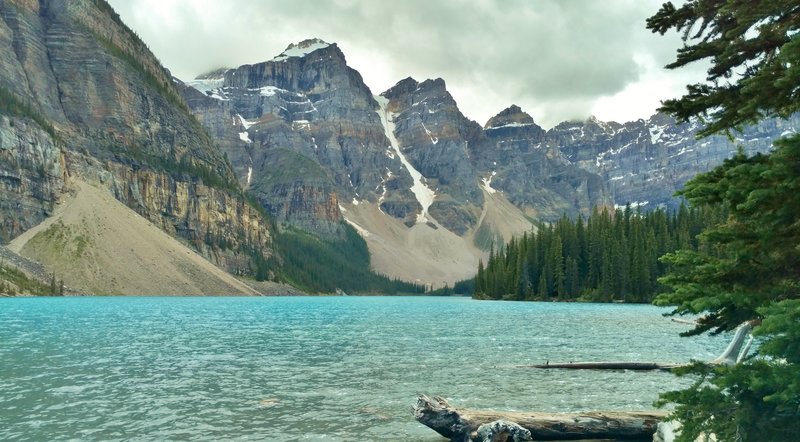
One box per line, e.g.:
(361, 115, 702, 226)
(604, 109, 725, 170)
(182, 39, 417, 238)
(470, 106, 612, 220)
(552, 113, 800, 210)
(178, 34, 798, 285)
(0, 116, 67, 242)
(0, 0, 273, 275)
(381, 77, 484, 234)
(183, 45, 616, 238)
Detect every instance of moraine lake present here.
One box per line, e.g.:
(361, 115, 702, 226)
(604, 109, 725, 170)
(0, 296, 729, 441)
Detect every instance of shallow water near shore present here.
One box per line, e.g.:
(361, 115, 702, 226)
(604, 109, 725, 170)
(0, 296, 727, 441)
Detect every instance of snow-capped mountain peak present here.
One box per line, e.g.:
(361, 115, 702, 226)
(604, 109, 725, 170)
(272, 38, 331, 62)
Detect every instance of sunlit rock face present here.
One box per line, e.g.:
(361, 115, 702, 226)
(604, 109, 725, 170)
(0, 0, 273, 274)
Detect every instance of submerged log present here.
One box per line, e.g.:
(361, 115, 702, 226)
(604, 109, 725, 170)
(414, 395, 666, 441)
(518, 361, 679, 371)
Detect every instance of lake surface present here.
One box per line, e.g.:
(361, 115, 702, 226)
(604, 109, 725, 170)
(0, 296, 727, 441)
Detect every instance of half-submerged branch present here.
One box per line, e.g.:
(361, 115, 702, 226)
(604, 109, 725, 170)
(414, 395, 666, 442)
(521, 322, 756, 372)
(516, 361, 679, 371)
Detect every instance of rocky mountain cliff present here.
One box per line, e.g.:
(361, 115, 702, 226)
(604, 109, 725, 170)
(551, 112, 799, 209)
(0, 0, 273, 276)
(181, 37, 798, 286)
(182, 39, 418, 238)
(182, 42, 616, 234)
(4, 0, 795, 292)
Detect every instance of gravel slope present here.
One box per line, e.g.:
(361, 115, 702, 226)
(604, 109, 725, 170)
(9, 181, 261, 296)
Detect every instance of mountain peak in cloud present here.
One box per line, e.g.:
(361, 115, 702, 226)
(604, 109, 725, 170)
(272, 38, 332, 62)
(485, 104, 536, 129)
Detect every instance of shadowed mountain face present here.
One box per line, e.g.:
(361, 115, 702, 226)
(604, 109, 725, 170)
(182, 42, 617, 241)
(0, 0, 272, 275)
(551, 113, 800, 210)
(184, 38, 800, 238)
(182, 37, 799, 283)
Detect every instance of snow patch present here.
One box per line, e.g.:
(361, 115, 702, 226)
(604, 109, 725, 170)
(615, 201, 649, 210)
(649, 125, 667, 144)
(238, 114, 257, 130)
(486, 122, 535, 130)
(272, 39, 330, 62)
(669, 146, 695, 159)
(481, 172, 498, 194)
(292, 120, 311, 131)
(256, 86, 281, 97)
(239, 131, 252, 144)
(375, 95, 436, 224)
(596, 139, 639, 168)
(421, 122, 439, 144)
(186, 78, 223, 93)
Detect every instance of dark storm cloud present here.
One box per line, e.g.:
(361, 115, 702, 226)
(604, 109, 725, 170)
(106, 0, 704, 127)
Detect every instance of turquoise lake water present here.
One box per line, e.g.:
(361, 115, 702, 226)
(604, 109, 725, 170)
(0, 296, 728, 441)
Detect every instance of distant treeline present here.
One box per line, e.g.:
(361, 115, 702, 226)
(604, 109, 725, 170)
(473, 204, 726, 302)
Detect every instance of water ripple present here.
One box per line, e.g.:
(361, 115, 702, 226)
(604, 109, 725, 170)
(0, 297, 727, 441)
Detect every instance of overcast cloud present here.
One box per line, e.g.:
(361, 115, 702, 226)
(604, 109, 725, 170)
(106, 0, 707, 128)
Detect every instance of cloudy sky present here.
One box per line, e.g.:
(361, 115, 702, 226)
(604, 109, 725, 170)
(106, 0, 707, 129)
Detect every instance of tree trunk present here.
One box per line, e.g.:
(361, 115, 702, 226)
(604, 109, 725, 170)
(516, 362, 678, 371)
(414, 395, 666, 441)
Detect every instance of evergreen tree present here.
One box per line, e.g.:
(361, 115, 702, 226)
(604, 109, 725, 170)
(648, 1, 800, 440)
(472, 206, 721, 302)
(647, 0, 800, 137)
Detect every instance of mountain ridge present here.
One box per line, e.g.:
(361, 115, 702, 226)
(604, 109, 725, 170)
(3, 13, 798, 293)
(182, 36, 798, 287)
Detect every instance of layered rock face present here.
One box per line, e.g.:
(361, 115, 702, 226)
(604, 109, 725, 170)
(381, 78, 484, 234)
(183, 39, 416, 237)
(184, 43, 614, 240)
(552, 113, 800, 210)
(179, 36, 798, 284)
(0, 0, 272, 272)
(470, 106, 612, 220)
(0, 117, 66, 242)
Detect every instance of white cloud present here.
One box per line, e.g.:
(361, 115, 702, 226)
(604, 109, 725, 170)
(107, 0, 708, 128)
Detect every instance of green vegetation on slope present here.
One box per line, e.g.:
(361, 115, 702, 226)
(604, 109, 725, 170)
(92, 31, 190, 114)
(0, 262, 58, 296)
(263, 223, 426, 295)
(475, 204, 725, 302)
(107, 142, 240, 193)
(0, 85, 59, 140)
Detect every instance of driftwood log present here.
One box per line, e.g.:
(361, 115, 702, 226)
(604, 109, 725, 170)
(414, 395, 666, 442)
(518, 322, 756, 372)
(516, 361, 679, 371)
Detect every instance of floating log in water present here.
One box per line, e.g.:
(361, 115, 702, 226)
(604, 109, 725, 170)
(414, 395, 666, 442)
(517, 361, 680, 371)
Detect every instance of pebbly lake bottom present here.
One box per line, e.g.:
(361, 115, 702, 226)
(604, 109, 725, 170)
(0, 296, 729, 441)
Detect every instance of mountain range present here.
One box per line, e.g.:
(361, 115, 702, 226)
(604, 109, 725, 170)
(1, 1, 797, 293)
(178, 38, 798, 285)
